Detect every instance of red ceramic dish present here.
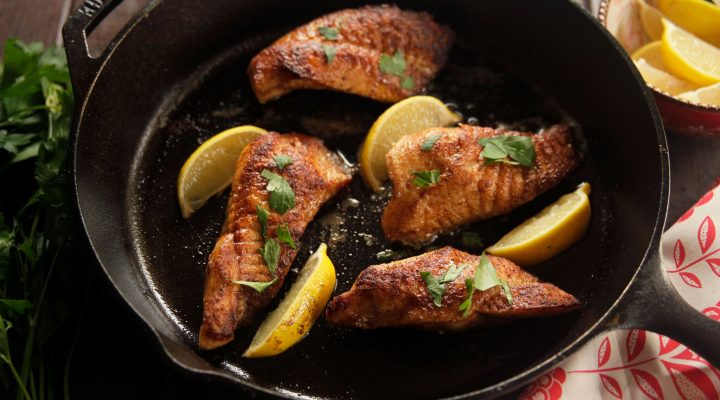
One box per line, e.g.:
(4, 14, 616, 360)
(598, 0, 720, 136)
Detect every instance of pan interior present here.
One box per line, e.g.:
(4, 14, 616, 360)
(75, 1, 664, 398)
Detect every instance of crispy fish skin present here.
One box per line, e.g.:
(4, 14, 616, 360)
(199, 133, 351, 350)
(247, 5, 453, 103)
(382, 124, 580, 246)
(325, 247, 580, 330)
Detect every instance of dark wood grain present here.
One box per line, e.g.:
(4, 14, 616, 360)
(0, 0, 72, 46)
(0, 0, 148, 56)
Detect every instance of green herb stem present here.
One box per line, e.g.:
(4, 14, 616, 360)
(5, 359, 30, 400)
(17, 322, 35, 400)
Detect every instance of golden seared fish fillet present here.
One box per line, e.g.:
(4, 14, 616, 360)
(247, 5, 453, 103)
(199, 133, 351, 350)
(326, 247, 580, 330)
(382, 124, 580, 246)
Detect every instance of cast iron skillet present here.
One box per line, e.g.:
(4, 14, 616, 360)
(63, 0, 720, 398)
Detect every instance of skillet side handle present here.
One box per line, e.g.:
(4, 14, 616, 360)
(616, 250, 720, 366)
(61, 0, 126, 102)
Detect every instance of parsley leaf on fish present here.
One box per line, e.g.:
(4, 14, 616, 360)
(379, 50, 415, 90)
(474, 253, 503, 291)
(478, 135, 536, 167)
(458, 278, 475, 316)
(260, 238, 280, 274)
(322, 45, 336, 64)
(233, 277, 278, 293)
(256, 204, 269, 239)
(318, 26, 339, 40)
(501, 279, 514, 304)
(420, 272, 445, 307)
(261, 169, 295, 214)
(421, 262, 467, 307)
(503, 136, 536, 167)
(276, 223, 296, 249)
(459, 253, 514, 316)
(439, 262, 467, 284)
(379, 50, 407, 76)
(273, 154, 293, 170)
(412, 170, 440, 187)
(401, 75, 415, 90)
(420, 134, 441, 152)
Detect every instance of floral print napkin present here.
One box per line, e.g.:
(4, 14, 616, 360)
(521, 183, 720, 400)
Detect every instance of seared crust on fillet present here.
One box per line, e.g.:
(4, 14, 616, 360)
(382, 124, 580, 246)
(199, 133, 352, 350)
(247, 4, 453, 103)
(326, 247, 580, 330)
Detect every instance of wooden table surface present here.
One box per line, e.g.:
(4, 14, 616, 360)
(1, 1, 719, 399)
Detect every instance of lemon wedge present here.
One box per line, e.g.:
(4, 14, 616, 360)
(244, 243, 336, 358)
(630, 42, 701, 95)
(486, 183, 591, 267)
(678, 82, 720, 107)
(637, 0, 665, 41)
(658, 0, 720, 47)
(631, 41, 665, 69)
(177, 125, 266, 218)
(359, 96, 461, 192)
(661, 19, 720, 86)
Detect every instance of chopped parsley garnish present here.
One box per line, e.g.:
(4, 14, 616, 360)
(440, 262, 467, 284)
(474, 253, 504, 291)
(276, 223, 296, 249)
(478, 135, 536, 167)
(401, 75, 415, 90)
(412, 170, 440, 187)
(233, 277, 278, 293)
(459, 278, 475, 317)
(261, 169, 295, 214)
(256, 204, 269, 239)
(501, 279, 514, 304)
(421, 272, 445, 307)
(379, 50, 406, 76)
(461, 231, 483, 248)
(421, 262, 468, 307)
(260, 238, 280, 275)
(458, 253, 513, 316)
(273, 154, 294, 170)
(420, 134, 441, 152)
(318, 26, 339, 40)
(322, 45, 336, 64)
(379, 50, 414, 90)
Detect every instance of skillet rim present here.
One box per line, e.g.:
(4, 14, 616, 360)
(67, 0, 670, 398)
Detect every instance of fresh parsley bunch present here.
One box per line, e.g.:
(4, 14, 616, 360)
(0, 38, 79, 400)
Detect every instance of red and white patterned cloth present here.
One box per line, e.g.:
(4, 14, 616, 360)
(521, 183, 720, 400)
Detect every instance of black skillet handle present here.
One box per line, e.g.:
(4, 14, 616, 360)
(61, 0, 126, 102)
(615, 249, 720, 366)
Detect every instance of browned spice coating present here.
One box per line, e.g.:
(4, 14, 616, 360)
(326, 247, 580, 330)
(199, 133, 351, 350)
(247, 4, 453, 103)
(382, 124, 580, 246)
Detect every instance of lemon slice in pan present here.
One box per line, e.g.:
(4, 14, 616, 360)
(244, 243, 336, 358)
(177, 125, 266, 218)
(486, 183, 591, 267)
(359, 96, 461, 192)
